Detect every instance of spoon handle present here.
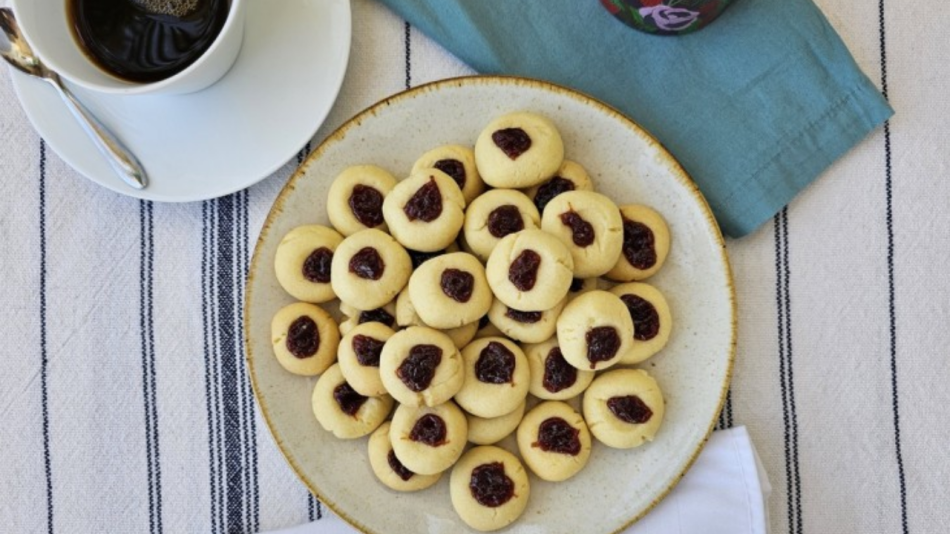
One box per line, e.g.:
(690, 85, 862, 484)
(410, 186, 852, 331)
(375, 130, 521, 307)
(49, 77, 148, 190)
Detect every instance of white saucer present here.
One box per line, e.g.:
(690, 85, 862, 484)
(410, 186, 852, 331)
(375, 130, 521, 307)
(10, 0, 351, 202)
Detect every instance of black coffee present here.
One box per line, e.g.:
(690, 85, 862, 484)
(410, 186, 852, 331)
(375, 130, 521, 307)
(68, 0, 230, 83)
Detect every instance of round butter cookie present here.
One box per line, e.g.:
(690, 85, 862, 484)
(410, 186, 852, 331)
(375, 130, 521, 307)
(412, 144, 484, 205)
(394, 287, 479, 349)
(390, 401, 468, 475)
(523, 337, 595, 401)
(609, 282, 673, 364)
(271, 302, 340, 376)
(379, 326, 464, 407)
(462, 189, 540, 262)
(337, 322, 395, 397)
(466, 401, 526, 446)
(487, 297, 565, 344)
(454, 337, 530, 419)
(450, 446, 530, 532)
(583, 369, 665, 449)
(331, 229, 411, 311)
(382, 168, 465, 252)
(327, 165, 398, 236)
(408, 252, 492, 329)
(541, 190, 623, 278)
(556, 290, 634, 371)
(524, 160, 594, 214)
(485, 229, 573, 311)
(516, 401, 592, 482)
(368, 422, 442, 492)
(606, 204, 671, 281)
(474, 111, 564, 189)
(274, 225, 343, 303)
(311, 364, 393, 439)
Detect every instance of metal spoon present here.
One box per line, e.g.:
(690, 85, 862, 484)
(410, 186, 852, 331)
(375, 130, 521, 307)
(0, 8, 147, 190)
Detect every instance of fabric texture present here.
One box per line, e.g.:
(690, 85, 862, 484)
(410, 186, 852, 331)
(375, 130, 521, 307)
(263, 426, 770, 534)
(1, 0, 947, 533)
(375, 0, 893, 237)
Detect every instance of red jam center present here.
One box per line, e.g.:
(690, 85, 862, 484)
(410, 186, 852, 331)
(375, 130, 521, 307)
(440, 268, 475, 303)
(508, 249, 541, 292)
(434, 158, 466, 191)
(469, 462, 515, 507)
(387, 449, 415, 481)
(504, 308, 542, 324)
(302, 247, 333, 284)
(622, 219, 657, 270)
(352, 334, 385, 367)
(404, 178, 443, 222)
(492, 128, 532, 160)
(332, 382, 368, 417)
(348, 247, 386, 280)
(348, 184, 385, 228)
(396, 344, 443, 392)
(560, 211, 595, 247)
(542, 347, 578, 393)
(474, 341, 516, 384)
(534, 417, 581, 455)
(357, 307, 396, 328)
(533, 176, 576, 213)
(409, 413, 447, 446)
(486, 205, 524, 238)
(286, 316, 320, 358)
(619, 294, 660, 341)
(607, 395, 654, 424)
(585, 326, 620, 368)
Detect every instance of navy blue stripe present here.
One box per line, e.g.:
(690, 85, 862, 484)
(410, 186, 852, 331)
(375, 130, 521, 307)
(878, 2, 908, 531)
(404, 21, 411, 89)
(239, 189, 260, 532)
(774, 211, 795, 534)
(39, 140, 54, 534)
(139, 200, 163, 533)
(780, 208, 802, 534)
(201, 200, 221, 533)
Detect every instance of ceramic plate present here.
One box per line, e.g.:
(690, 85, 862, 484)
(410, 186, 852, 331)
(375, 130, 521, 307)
(245, 76, 735, 534)
(10, 0, 351, 202)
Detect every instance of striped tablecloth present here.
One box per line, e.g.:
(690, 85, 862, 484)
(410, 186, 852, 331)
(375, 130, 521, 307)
(1, 0, 946, 533)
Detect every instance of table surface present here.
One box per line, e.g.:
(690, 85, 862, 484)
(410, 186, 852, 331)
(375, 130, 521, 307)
(1, 1, 947, 533)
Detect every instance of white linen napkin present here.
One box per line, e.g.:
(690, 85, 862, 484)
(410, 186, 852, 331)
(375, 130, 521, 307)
(263, 426, 769, 534)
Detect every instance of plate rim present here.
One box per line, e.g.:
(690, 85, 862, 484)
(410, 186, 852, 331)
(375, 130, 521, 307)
(9, 0, 353, 203)
(245, 74, 737, 534)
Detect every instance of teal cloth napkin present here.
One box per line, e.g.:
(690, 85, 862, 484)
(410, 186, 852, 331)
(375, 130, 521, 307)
(376, 0, 893, 237)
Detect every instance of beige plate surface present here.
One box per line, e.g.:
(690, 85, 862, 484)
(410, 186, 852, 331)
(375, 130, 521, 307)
(246, 76, 736, 534)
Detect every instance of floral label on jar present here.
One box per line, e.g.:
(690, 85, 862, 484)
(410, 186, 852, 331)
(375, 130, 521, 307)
(600, 0, 734, 36)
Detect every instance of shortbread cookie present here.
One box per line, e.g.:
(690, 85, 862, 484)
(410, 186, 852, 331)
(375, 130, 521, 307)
(541, 191, 623, 278)
(609, 283, 673, 364)
(382, 168, 466, 252)
(390, 401, 468, 475)
(331, 229, 411, 311)
(487, 297, 564, 344)
(311, 364, 394, 439)
(368, 422, 442, 492)
(380, 326, 464, 407)
(408, 252, 492, 329)
(271, 302, 340, 376)
(524, 160, 594, 214)
(339, 300, 397, 336)
(516, 401, 592, 482)
(274, 225, 344, 303)
(523, 337, 595, 401)
(337, 322, 396, 396)
(462, 189, 540, 262)
(450, 446, 530, 532)
(412, 145, 484, 205)
(454, 337, 530, 418)
(583, 369, 665, 449)
(327, 165, 398, 236)
(556, 290, 634, 371)
(485, 229, 574, 311)
(466, 401, 526, 445)
(474, 111, 564, 189)
(607, 204, 671, 281)
(394, 288, 479, 349)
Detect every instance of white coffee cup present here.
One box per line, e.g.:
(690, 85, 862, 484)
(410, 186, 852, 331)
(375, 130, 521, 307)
(9, 0, 246, 95)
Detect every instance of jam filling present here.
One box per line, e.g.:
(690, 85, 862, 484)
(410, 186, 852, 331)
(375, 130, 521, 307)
(585, 326, 621, 368)
(607, 395, 654, 424)
(387, 449, 415, 481)
(534, 417, 581, 455)
(621, 219, 657, 270)
(508, 249, 542, 291)
(358, 307, 396, 328)
(492, 128, 532, 160)
(478, 315, 490, 330)
(440, 268, 475, 303)
(404, 178, 443, 222)
(348, 184, 385, 228)
(559, 211, 595, 247)
(533, 176, 575, 213)
(569, 277, 585, 293)
(486, 205, 524, 238)
(349, 247, 385, 280)
(302, 247, 333, 283)
(469, 462, 515, 507)
(619, 294, 660, 341)
(407, 248, 445, 269)
(286, 316, 320, 358)
(474, 341, 516, 384)
(332, 382, 368, 417)
(396, 344, 443, 392)
(434, 158, 467, 191)
(504, 308, 542, 324)
(409, 413, 447, 446)
(542, 347, 578, 393)
(352, 334, 385, 367)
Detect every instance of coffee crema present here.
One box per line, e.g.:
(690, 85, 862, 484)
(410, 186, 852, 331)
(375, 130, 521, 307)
(68, 0, 230, 83)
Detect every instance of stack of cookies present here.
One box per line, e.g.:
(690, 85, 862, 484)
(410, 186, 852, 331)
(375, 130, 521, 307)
(271, 111, 673, 532)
